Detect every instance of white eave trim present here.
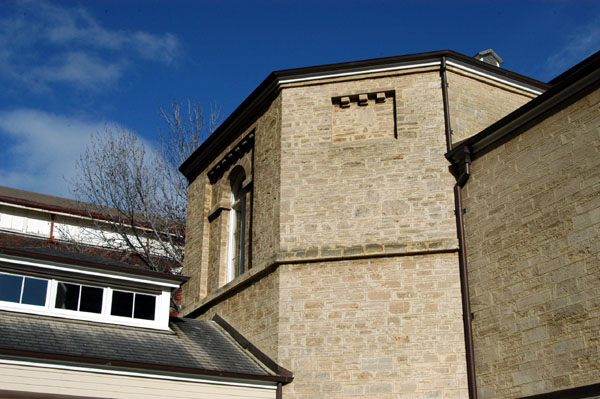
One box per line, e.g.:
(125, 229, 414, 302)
(278, 61, 440, 83)
(278, 58, 544, 95)
(0, 358, 278, 390)
(0, 254, 181, 289)
(445, 60, 545, 95)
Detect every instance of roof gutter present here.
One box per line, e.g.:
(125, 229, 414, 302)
(0, 356, 284, 388)
(0, 348, 291, 385)
(447, 49, 600, 163)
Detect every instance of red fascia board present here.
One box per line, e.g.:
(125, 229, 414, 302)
(0, 196, 183, 235)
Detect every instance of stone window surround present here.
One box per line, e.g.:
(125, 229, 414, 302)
(227, 168, 248, 282)
(204, 131, 254, 292)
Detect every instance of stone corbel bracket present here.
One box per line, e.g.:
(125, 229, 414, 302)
(331, 90, 395, 108)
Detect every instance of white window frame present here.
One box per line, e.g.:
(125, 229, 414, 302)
(227, 173, 246, 283)
(0, 271, 170, 330)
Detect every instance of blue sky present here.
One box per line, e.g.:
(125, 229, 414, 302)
(1, 0, 599, 198)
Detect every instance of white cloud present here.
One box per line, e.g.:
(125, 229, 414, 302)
(0, 108, 162, 199)
(0, 109, 106, 198)
(545, 19, 600, 79)
(0, 0, 181, 90)
(31, 52, 124, 87)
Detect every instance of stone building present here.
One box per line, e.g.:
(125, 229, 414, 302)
(179, 49, 599, 399)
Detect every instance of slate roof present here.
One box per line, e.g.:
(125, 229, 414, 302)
(0, 310, 288, 382)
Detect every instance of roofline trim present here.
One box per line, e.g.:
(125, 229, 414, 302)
(0, 250, 186, 288)
(279, 59, 544, 95)
(0, 358, 279, 389)
(446, 50, 600, 164)
(445, 60, 544, 95)
(180, 49, 549, 181)
(0, 200, 154, 234)
(278, 61, 440, 83)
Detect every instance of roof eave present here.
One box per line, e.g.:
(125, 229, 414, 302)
(180, 50, 549, 182)
(446, 50, 600, 165)
(0, 348, 292, 384)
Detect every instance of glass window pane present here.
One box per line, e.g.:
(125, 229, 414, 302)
(21, 277, 48, 306)
(79, 286, 103, 314)
(133, 294, 156, 320)
(0, 273, 23, 303)
(111, 290, 133, 317)
(55, 282, 80, 311)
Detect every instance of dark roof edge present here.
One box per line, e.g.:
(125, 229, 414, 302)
(0, 348, 290, 384)
(446, 49, 600, 165)
(0, 246, 189, 283)
(213, 314, 294, 381)
(517, 382, 600, 399)
(180, 50, 549, 182)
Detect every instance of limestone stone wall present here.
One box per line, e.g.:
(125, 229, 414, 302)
(253, 94, 282, 269)
(182, 171, 211, 310)
(182, 95, 282, 314)
(182, 61, 547, 398)
(197, 270, 281, 361)
(277, 253, 467, 399)
(447, 68, 536, 143)
(462, 88, 600, 398)
(279, 70, 458, 254)
(194, 252, 468, 399)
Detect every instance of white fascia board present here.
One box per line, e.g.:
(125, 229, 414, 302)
(446, 59, 545, 95)
(277, 58, 544, 96)
(278, 61, 440, 84)
(0, 358, 278, 390)
(0, 254, 181, 289)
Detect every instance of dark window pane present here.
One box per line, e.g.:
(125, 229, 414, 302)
(111, 290, 133, 317)
(80, 286, 103, 314)
(0, 273, 23, 303)
(133, 294, 156, 320)
(55, 282, 80, 311)
(21, 277, 48, 306)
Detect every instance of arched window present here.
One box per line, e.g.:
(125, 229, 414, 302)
(228, 168, 246, 282)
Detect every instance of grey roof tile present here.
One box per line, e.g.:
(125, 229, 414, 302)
(0, 311, 272, 378)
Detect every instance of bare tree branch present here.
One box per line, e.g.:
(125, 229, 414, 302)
(68, 100, 219, 273)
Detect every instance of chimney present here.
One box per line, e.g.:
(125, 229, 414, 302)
(474, 49, 503, 67)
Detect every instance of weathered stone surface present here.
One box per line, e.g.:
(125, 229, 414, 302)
(463, 87, 600, 398)
(182, 61, 539, 398)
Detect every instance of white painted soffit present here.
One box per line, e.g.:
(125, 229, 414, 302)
(278, 58, 545, 95)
